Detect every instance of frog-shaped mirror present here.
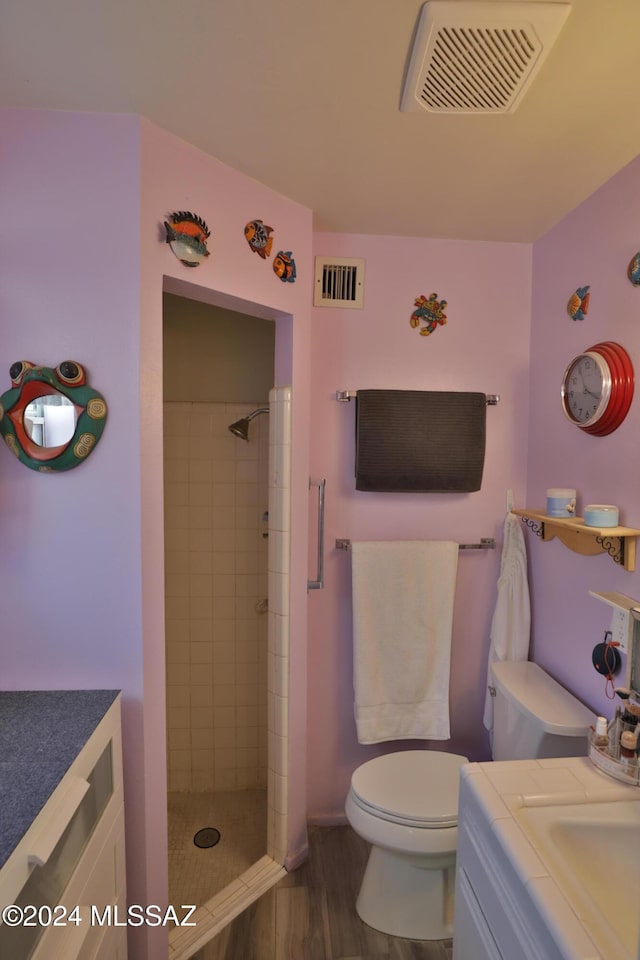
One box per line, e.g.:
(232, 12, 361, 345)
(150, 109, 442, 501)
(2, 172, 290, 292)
(0, 361, 107, 472)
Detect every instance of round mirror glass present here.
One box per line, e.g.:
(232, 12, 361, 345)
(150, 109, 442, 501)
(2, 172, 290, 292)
(23, 395, 77, 447)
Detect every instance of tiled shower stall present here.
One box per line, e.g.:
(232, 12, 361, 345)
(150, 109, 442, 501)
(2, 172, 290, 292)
(163, 384, 291, 932)
(164, 399, 270, 793)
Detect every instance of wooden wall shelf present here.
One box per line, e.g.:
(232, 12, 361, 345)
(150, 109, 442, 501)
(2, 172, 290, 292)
(512, 508, 640, 572)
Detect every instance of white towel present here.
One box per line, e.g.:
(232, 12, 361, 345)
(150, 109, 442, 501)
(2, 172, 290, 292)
(482, 512, 531, 731)
(351, 540, 459, 744)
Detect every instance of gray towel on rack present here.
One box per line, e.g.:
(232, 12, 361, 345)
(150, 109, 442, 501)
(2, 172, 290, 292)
(355, 390, 486, 492)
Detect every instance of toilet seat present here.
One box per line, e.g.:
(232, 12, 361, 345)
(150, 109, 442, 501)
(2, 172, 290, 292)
(350, 750, 467, 828)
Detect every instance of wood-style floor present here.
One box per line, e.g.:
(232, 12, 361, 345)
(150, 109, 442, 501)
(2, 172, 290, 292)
(198, 825, 454, 960)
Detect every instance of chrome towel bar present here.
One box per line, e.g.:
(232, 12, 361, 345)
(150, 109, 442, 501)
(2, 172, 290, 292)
(335, 390, 500, 404)
(335, 537, 495, 551)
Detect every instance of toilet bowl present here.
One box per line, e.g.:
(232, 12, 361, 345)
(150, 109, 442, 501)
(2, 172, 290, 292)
(345, 662, 596, 941)
(345, 750, 468, 940)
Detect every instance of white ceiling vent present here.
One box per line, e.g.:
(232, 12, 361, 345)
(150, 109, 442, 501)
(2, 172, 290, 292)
(314, 257, 365, 308)
(401, 1, 571, 115)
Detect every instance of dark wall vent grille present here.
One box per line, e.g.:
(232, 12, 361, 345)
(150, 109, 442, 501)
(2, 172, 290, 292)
(314, 257, 365, 308)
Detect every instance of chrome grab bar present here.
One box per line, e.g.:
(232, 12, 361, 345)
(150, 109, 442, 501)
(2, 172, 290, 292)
(308, 478, 326, 590)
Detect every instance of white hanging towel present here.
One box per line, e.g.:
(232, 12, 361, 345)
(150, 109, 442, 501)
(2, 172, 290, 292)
(351, 540, 459, 744)
(482, 512, 531, 730)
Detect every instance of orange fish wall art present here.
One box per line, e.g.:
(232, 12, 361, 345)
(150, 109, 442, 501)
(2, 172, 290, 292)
(566, 285, 590, 321)
(164, 211, 211, 267)
(244, 219, 274, 259)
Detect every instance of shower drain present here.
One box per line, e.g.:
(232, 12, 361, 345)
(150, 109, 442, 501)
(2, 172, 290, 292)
(193, 827, 221, 849)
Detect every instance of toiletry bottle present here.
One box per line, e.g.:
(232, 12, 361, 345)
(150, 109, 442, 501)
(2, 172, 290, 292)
(593, 716, 609, 751)
(610, 707, 622, 759)
(619, 730, 638, 770)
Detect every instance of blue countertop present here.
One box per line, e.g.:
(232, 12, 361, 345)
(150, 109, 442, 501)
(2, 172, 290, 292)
(0, 690, 120, 868)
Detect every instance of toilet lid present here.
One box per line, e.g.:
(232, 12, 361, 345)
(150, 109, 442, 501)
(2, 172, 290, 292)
(350, 751, 468, 827)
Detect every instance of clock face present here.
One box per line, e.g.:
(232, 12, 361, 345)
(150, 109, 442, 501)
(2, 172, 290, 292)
(561, 342, 634, 436)
(562, 352, 609, 425)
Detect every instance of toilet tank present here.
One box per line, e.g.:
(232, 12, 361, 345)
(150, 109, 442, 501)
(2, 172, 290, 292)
(490, 661, 596, 761)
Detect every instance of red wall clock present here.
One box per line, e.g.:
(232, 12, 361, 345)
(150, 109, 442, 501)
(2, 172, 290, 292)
(560, 341, 634, 436)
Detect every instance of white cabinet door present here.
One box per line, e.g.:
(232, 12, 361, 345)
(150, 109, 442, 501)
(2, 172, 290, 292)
(453, 868, 504, 960)
(1, 697, 126, 960)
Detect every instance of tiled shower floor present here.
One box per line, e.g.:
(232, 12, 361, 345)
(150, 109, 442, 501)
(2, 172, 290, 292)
(168, 789, 268, 907)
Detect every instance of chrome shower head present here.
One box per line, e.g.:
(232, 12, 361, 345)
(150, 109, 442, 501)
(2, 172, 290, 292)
(228, 417, 250, 441)
(227, 406, 269, 441)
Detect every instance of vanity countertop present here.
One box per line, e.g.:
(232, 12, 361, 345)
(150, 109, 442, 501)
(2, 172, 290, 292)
(460, 756, 640, 960)
(0, 690, 120, 868)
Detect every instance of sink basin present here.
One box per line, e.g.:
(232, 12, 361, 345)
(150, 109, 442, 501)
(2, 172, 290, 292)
(515, 799, 640, 958)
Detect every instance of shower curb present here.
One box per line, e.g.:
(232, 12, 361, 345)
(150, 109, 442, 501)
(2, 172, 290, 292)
(168, 855, 286, 959)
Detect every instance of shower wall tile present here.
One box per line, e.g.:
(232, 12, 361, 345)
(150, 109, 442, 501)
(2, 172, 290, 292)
(167, 644, 189, 666)
(268, 653, 288, 700)
(268, 732, 287, 778)
(170, 663, 190, 685)
(270, 572, 290, 617)
(269, 809, 288, 865)
(171, 772, 192, 792)
(268, 530, 289, 575)
(269, 770, 288, 815)
(192, 770, 215, 792)
(267, 612, 289, 658)
(164, 399, 270, 793)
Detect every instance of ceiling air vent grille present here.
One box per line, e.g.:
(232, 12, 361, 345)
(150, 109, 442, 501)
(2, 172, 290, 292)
(425, 27, 538, 111)
(314, 257, 365, 308)
(401, 1, 571, 115)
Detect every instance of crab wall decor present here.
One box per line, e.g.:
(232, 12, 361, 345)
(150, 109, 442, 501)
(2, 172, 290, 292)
(0, 361, 108, 472)
(410, 293, 448, 336)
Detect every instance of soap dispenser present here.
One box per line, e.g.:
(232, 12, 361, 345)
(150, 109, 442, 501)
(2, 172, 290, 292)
(593, 716, 609, 750)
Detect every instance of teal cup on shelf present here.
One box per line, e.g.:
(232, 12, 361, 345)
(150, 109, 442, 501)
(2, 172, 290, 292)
(584, 505, 619, 527)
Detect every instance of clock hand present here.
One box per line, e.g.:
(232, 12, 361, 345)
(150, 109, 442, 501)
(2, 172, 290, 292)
(575, 368, 599, 400)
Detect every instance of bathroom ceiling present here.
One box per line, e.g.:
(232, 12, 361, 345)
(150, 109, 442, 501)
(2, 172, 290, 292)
(2, 0, 640, 242)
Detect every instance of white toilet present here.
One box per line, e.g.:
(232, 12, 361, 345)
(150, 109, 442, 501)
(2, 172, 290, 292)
(345, 660, 595, 941)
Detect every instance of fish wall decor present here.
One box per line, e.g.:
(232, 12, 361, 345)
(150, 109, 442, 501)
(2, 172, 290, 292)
(627, 253, 640, 286)
(567, 285, 590, 321)
(410, 293, 448, 336)
(164, 211, 211, 267)
(244, 219, 274, 259)
(273, 250, 296, 283)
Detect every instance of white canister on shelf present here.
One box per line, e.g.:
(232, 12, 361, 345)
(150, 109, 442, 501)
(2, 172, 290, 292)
(546, 488, 576, 518)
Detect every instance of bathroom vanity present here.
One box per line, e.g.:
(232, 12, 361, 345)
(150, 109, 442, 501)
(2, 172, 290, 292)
(0, 690, 126, 960)
(454, 756, 640, 960)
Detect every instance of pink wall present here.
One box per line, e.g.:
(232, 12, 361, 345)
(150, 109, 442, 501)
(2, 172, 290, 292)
(0, 108, 147, 952)
(307, 233, 532, 819)
(139, 118, 314, 884)
(1, 109, 312, 960)
(528, 154, 640, 717)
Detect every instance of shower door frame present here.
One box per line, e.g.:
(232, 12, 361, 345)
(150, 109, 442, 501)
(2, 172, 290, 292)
(161, 279, 295, 959)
